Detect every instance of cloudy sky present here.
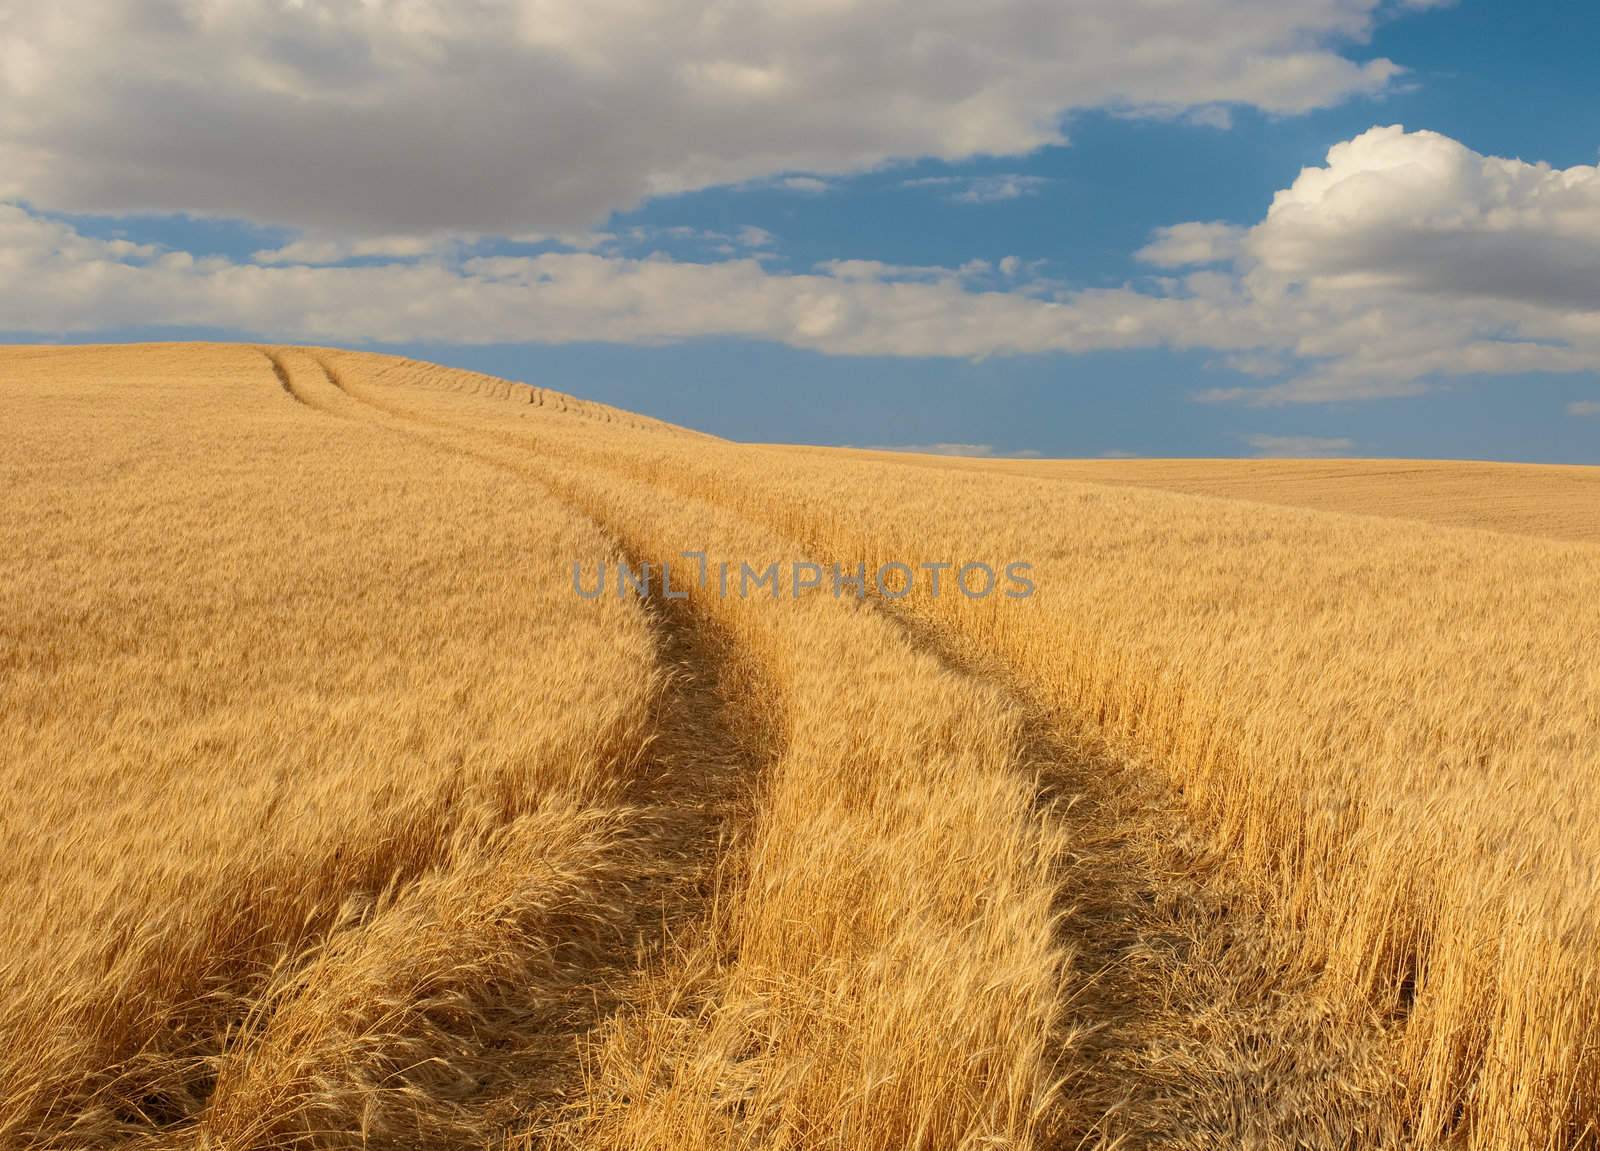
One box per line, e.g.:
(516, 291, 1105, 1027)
(3, 1, 1598, 460)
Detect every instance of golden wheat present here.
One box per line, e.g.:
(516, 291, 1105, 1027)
(486, 402, 1600, 1149)
(5, 342, 1598, 1150)
(308, 349, 1074, 1147)
(809, 450, 1600, 544)
(0, 345, 666, 1146)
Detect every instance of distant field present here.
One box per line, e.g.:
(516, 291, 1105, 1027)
(805, 448, 1600, 544)
(4, 344, 1598, 1150)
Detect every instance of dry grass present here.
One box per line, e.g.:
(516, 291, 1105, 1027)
(313, 349, 1073, 1148)
(806, 449, 1600, 544)
(4, 342, 1599, 1150)
(515, 414, 1600, 1149)
(1, 345, 667, 1146)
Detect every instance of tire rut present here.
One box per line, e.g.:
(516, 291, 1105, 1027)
(849, 598, 1403, 1149)
(191, 353, 773, 1144)
(270, 355, 1404, 1147)
(260, 348, 309, 407)
(489, 434, 1409, 1149)
(191, 605, 759, 1149)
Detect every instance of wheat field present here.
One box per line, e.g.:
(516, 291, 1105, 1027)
(3, 343, 1597, 1150)
(809, 451, 1600, 545)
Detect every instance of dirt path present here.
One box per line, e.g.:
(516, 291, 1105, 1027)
(163, 352, 774, 1147)
(272, 351, 1405, 1149)
(498, 421, 1410, 1149)
(860, 604, 1404, 1149)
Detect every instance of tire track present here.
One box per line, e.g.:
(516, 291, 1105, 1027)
(294, 370, 1075, 1142)
(260, 347, 369, 418)
(42, 347, 763, 1146)
(311, 349, 706, 437)
(192, 591, 763, 1149)
(260, 348, 308, 407)
(844, 597, 1402, 1149)
(184, 352, 773, 1146)
(455, 427, 1407, 1148)
(277, 353, 1402, 1146)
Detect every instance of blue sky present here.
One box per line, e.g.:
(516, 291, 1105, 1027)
(4, 0, 1598, 461)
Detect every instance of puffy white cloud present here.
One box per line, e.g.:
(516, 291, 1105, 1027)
(0, 0, 1411, 235)
(0, 201, 1186, 354)
(2, 196, 1292, 363)
(1249, 125, 1600, 309)
(1137, 222, 1246, 267)
(1159, 126, 1600, 402)
(2, 127, 1596, 407)
(1569, 401, 1600, 417)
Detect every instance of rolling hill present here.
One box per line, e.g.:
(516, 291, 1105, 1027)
(4, 343, 1597, 1150)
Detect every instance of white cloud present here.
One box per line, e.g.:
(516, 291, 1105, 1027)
(1165, 126, 1600, 402)
(507, 230, 614, 251)
(1569, 401, 1600, 417)
(1137, 222, 1246, 267)
(252, 235, 455, 266)
(905, 174, 1051, 204)
(773, 176, 834, 195)
(0, 201, 1174, 354)
(2, 127, 1596, 407)
(5, 200, 1263, 357)
(0, 0, 1414, 235)
(1244, 434, 1356, 456)
(1249, 125, 1600, 309)
(1183, 106, 1235, 130)
(814, 258, 994, 285)
(600, 224, 780, 258)
(247, 223, 780, 267)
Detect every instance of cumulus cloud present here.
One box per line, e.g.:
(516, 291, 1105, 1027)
(1249, 125, 1600, 309)
(2, 127, 1596, 406)
(1244, 433, 1357, 456)
(1167, 126, 1600, 402)
(1569, 401, 1600, 417)
(0, 0, 1412, 235)
(1, 199, 1278, 358)
(1137, 222, 1246, 267)
(0, 201, 1196, 354)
